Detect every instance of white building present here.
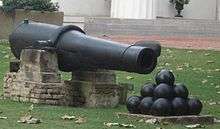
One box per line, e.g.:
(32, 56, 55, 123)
(111, 0, 219, 20)
(1, 0, 219, 20)
(0, 0, 2, 6)
(53, 0, 220, 20)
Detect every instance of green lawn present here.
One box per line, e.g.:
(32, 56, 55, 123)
(0, 42, 220, 129)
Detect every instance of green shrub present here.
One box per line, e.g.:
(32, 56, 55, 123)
(169, 0, 190, 5)
(1, 0, 59, 12)
(169, 0, 190, 17)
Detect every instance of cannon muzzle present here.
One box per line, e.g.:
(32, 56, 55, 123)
(9, 20, 161, 74)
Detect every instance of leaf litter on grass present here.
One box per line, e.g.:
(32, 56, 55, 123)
(61, 114, 87, 124)
(207, 60, 215, 64)
(215, 85, 220, 89)
(17, 104, 41, 124)
(61, 115, 76, 120)
(202, 79, 208, 84)
(126, 76, 134, 80)
(104, 122, 136, 128)
(185, 124, 205, 128)
(0, 116, 7, 119)
(17, 115, 41, 124)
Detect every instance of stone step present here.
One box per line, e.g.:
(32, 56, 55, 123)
(85, 17, 220, 37)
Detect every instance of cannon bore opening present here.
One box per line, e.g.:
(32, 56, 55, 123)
(137, 48, 156, 74)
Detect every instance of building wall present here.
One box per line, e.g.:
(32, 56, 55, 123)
(156, 0, 176, 19)
(53, 0, 220, 23)
(183, 0, 217, 20)
(111, 0, 219, 20)
(0, 9, 63, 39)
(156, 0, 217, 20)
(111, 0, 156, 19)
(53, 0, 111, 17)
(218, 0, 220, 20)
(52, 0, 111, 28)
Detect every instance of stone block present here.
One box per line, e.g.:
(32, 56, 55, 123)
(20, 71, 61, 83)
(20, 49, 58, 73)
(45, 100, 59, 105)
(85, 94, 119, 108)
(11, 96, 20, 101)
(29, 98, 39, 103)
(28, 82, 63, 90)
(30, 94, 36, 98)
(10, 60, 20, 72)
(31, 88, 47, 94)
(72, 70, 116, 84)
(52, 95, 64, 100)
(4, 73, 16, 83)
(30, 98, 45, 104)
(3, 93, 11, 98)
(118, 83, 131, 104)
(47, 89, 61, 95)
(70, 80, 120, 107)
(41, 73, 61, 83)
(39, 94, 53, 99)
(30, 93, 41, 99)
(19, 97, 30, 102)
(10, 90, 20, 96)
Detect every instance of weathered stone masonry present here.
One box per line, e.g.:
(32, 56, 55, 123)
(3, 49, 125, 107)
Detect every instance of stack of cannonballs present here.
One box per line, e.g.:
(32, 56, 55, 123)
(126, 69, 203, 116)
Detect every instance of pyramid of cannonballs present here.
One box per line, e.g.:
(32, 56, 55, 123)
(126, 69, 203, 116)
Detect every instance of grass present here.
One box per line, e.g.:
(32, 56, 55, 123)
(0, 42, 220, 129)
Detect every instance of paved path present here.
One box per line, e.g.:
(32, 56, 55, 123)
(99, 35, 220, 51)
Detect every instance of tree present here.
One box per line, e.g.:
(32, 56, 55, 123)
(1, 0, 59, 13)
(169, 0, 190, 17)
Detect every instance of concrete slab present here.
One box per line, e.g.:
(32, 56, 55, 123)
(117, 113, 214, 124)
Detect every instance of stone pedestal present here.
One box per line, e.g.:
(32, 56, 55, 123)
(4, 49, 72, 105)
(4, 49, 126, 107)
(71, 70, 120, 107)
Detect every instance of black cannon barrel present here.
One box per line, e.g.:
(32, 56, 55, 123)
(9, 20, 160, 74)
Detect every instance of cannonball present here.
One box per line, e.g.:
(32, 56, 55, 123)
(126, 96, 142, 114)
(174, 83, 189, 99)
(172, 97, 188, 116)
(151, 98, 172, 116)
(140, 83, 156, 97)
(139, 97, 154, 115)
(154, 83, 174, 99)
(188, 98, 203, 115)
(155, 69, 175, 85)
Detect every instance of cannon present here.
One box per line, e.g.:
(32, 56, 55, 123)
(9, 20, 161, 74)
